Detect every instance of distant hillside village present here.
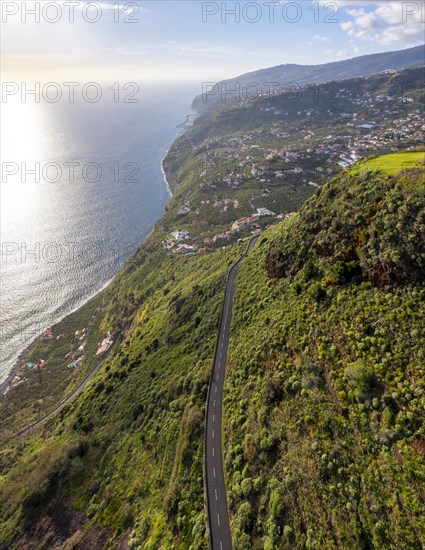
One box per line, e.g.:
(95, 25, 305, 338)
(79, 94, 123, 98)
(198, 90, 423, 181)
(163, 70, 423, 256)
(164, 208, 295, 255)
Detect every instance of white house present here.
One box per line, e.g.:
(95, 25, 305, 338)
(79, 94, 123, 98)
(257, 207, 276, 218)
(170, 230, 189, 241)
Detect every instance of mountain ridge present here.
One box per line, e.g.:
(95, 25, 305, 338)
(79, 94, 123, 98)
(192, 44, 425, 114)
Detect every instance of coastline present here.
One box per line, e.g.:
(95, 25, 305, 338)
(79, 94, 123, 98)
(0, 278, 111, 396)
(161, 145, 173, 197)
(1, 143, 177, 397)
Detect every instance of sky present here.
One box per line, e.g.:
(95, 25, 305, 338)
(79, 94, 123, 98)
(1, 1, 424, 82)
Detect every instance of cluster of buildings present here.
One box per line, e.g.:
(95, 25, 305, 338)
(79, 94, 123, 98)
(96, 332, 114, 355)
(6, 359, 47, 392)
(163, 230, 206, 255)
(204, 209, 295, 244)
(164, 230, 191, 253)
(165, 73, 422, 255)
(166, 183, 298, 250)
(230, 207, 277, 233)
(199, 106, 423, 191)
(64, 327, 88, 368)
(5, 321, 114, 394)
(213, 197, 240, 211)
(195, 77, 423, 193)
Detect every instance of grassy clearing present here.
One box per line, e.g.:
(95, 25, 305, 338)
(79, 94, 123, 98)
(350, 151, 425, 176)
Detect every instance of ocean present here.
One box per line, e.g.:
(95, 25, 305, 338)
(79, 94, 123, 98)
(0, 81, 199, 384)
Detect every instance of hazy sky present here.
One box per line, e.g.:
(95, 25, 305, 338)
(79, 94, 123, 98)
(1, 1, 424, 82)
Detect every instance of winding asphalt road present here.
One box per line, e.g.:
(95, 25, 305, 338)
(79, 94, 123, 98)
(205, 235, 259, 550)
(5, 233, 259, 550)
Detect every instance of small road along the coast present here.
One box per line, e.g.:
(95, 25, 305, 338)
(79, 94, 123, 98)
(3, 351, 112, 443)
(204, 234, 259, 550)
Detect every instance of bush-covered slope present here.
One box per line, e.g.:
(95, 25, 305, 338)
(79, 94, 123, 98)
(0, 240, 247, 549)
(0, 66, 423, 550)
(266, 164, 424, 287)
(225, 166, 425, 548)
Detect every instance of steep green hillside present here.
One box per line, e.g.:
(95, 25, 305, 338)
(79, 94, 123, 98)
(1, 60, 424, 550)
(0, 240, 248, 548)
(225, 163, 425, 548)
(1, 152, 423, 549)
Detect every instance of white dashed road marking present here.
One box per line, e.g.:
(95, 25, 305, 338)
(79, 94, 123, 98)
(205, 236, 259, 550)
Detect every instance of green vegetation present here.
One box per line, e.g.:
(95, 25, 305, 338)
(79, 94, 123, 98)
(0, 295, 105, 440)
(350, 151, 425, 175)
(0, 62, 424, 549)
(0, 237, 248, 548)
(162, 67, 423, 250)
(225, 165, 425, 549)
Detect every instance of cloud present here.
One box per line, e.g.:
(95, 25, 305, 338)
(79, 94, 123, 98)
(335, 40, 361, 59)
(313, 34, 331, 42)
(55, 1, 146, 12)
(340, 1, 425, 45)
(318, 1, 391, 6)
(336, 49, 349, 58)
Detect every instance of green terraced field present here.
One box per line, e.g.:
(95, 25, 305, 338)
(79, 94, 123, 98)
(351, 151, 425, 175)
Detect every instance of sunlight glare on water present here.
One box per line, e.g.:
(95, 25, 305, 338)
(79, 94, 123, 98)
(0, 83, 198, 383)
